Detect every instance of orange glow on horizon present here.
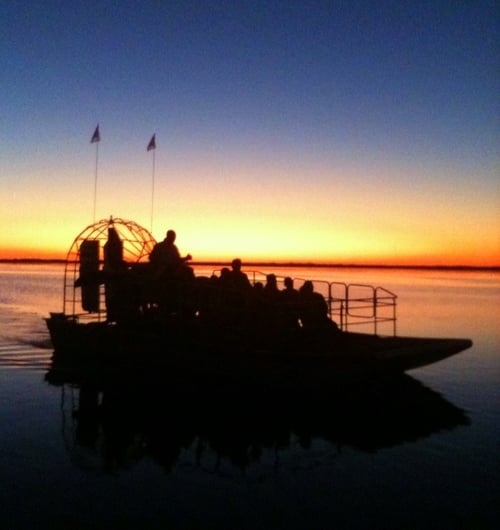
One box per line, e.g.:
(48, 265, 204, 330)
(2, 235, 499, 268)
(2, 162, 498, 268)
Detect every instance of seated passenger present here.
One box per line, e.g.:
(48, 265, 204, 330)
(218, 267, 232, 288)
(229, 258, 252, 291)
(298, 280, 338, 335)
(263, 274, 279, 299)
(280, 276, 300, 331)
(260, 274, 281, 338)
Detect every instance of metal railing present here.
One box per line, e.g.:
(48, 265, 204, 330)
(62, 266, 397, 335)
(327, 282, 397, 335)
(239, 272, 397, 336)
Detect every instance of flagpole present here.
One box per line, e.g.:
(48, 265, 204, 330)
(150, 147, 156, 233)
(93, 140, 99, 223)
(90, 124, 101, 223)
(147, 133, 156, 233)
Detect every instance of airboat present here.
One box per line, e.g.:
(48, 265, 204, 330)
(45, 217, 472, 391)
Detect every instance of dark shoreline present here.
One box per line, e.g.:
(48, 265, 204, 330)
(1, 258, 498, 272)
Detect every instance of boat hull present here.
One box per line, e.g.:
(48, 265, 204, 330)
(46, 313, 472, 391)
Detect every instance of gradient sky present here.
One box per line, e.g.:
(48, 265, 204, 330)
(1, 1, 499, 265)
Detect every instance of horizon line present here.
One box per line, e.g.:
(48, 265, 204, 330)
(1, 257, 499, 272)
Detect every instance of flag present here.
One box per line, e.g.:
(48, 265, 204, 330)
(91, 125, 100, 143)
(147, 134, 156, 151)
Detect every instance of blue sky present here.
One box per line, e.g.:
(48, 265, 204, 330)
(1, 1, 499, 264)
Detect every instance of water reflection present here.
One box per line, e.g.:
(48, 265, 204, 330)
(45, 357, 469, 475)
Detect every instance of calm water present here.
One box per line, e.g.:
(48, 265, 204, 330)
(0, 263, 499, 530)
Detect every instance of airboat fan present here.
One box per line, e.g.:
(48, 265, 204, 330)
(62, 217, 156, 318)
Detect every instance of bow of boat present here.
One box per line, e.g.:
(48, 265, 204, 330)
(373, 336, 473, 372)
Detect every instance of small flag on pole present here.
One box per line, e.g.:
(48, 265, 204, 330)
(91, 125, 100, 143)
(147, 134, 156, 151)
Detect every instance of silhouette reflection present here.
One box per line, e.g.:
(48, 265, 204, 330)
(45, 355, 469, 475)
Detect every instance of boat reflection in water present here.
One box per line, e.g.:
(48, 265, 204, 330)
(45, 355, 469, 475)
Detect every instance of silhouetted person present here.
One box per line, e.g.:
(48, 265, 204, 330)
(149, 229, 192, 277)
(103, 227, 124, 272)
(263, 274, 279, 297)
(261, 274, 281, 342)
(147, 229, 193, 313)
(216, 266, 247, 328)
(219, 267, 232, 287)
(299, 280, 338, 338)
(281, 276, 298, 300)
(230, 258, 252, 291)
(280, 276, 300, 332)
(246, 281, 267, 346)
(103, 227, 126, 322)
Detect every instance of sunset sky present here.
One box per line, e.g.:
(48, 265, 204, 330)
(1, 1, 498, 266)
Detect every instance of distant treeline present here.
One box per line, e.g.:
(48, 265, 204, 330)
(0, 258, 66, 264)
(1, 258, 498, 272)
